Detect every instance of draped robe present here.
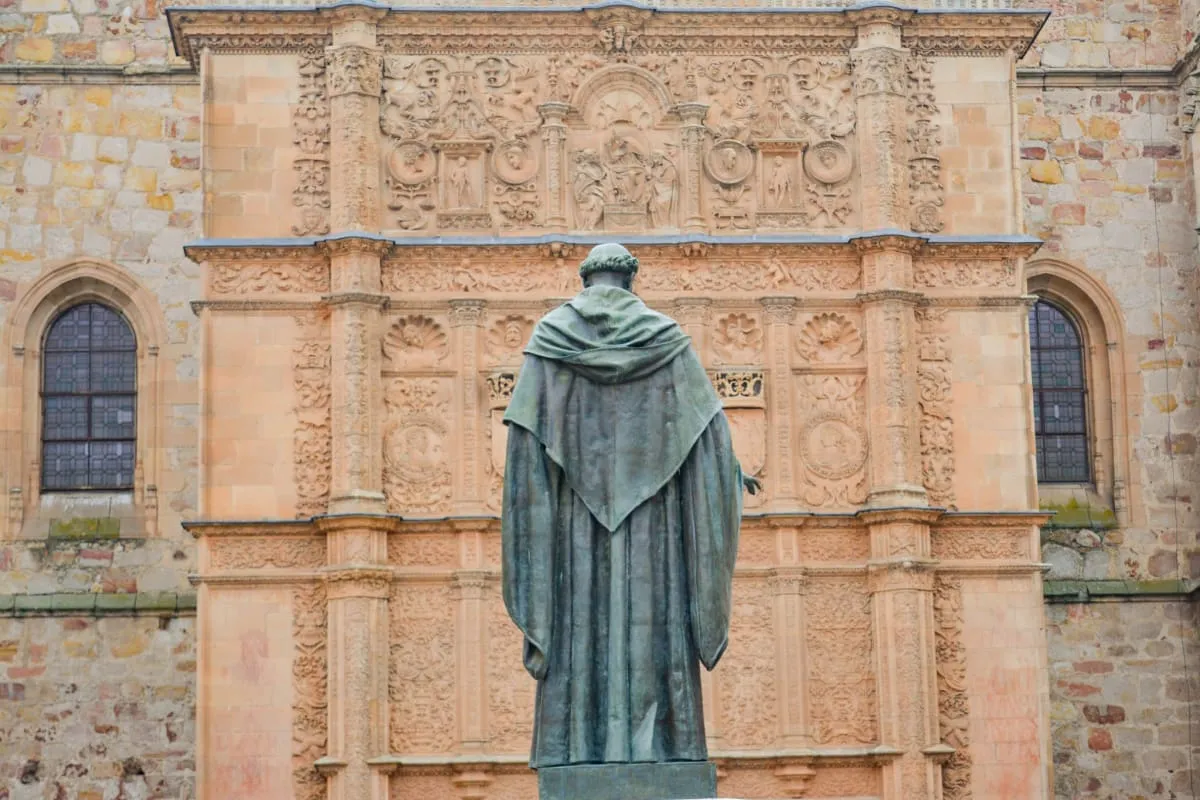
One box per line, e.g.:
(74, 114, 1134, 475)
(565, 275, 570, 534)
(502, 285, 744, 768)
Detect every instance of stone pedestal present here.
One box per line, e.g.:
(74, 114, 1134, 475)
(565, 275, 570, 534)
(537, 762, 717, 800)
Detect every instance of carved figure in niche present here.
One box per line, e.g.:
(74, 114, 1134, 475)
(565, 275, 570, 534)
(572, 149, 607, 230)
(606, 130, 649, 205)
(647, 151, 678, 228)
(501, 243, 758, 774)
(448, 156, 474, 208)
(768, 156, 793, 207)
(796, 313, 863, 363)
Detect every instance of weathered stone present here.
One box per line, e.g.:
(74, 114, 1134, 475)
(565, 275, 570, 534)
(14, 37, 53, 62)
(1044, 543, 1084, 579)
(1030, 160, 1065, 184)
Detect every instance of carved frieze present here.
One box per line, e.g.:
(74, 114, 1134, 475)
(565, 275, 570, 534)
(917, 308, 956, 509)
(210, 262, 329, 295)
(293, 312, 332, 518)
(209, 537, 326, 570)
(932, 528, 1030, 560)
(293, 45, 330, 236)
(796, 375, 868, 508)
(292, 584, 328, 800)
(805, 578, 876, 745)
(914, 258, 1019, 289)
(934, 576, 972, 800)
(383, 379, 453, 514)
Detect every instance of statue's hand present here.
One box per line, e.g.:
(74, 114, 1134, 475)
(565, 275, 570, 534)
(742, 474, 762, 496)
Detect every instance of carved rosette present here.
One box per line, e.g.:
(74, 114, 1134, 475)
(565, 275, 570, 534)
(292, 583, 328, 800)
(293, 45, 331, 236)
(906, 55, 944, 234)
(917, 307, 956, 509)
(293, 312, 332, 518)
(934, 576, 971, 800)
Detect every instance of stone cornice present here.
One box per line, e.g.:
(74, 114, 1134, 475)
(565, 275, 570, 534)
(166, 3, 1048, 66)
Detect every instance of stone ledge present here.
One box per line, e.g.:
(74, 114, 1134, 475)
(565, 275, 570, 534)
(1044, 579, 1200, 603)
(1, 592, 198, 616)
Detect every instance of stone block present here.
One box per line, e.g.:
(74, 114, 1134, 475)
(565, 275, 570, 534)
(48, 518, 121, 539)
(537, 763, 718, 800)
(95, 593, 137, 612)
(50, 593, 96, 613)
(1043, 543, 1083, 579)
(14, 37, 54, 62)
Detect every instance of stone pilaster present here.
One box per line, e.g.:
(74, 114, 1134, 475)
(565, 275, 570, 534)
(672, 298, 711, 357)
(450, 301, 486, 512)
(849, 8, 912, 231)
(864, 509, 942, 800)
(762, 297, 797, 508)
(676, 102, 709, 233)
(323, 238, 389, 515)
(857, 236, 925, 508)
(454, 568, 489, 753)
(325, 9, 384, 233)
(770, 568, 808, 747)
(539, 102, 570, 231)
(317, 517, 394, 800)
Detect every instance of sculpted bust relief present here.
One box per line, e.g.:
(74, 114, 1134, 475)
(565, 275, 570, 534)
(501, 244, 758, 791)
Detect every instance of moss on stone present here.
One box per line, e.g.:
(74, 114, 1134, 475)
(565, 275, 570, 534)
(48, 517, 121, 539)
(1039, 496, 1118, 530)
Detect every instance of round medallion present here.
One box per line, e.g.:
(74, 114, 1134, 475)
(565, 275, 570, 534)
(704, 139, 754, 185)
(387, 415, 447, 482)
(387, 140, 437, 187)
(800, 413, 866, 481)
(803, 140, 853, 185)
(492, 139, 539, 185)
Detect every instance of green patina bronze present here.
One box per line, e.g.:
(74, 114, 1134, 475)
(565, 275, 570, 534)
(501, 243, 754, 776)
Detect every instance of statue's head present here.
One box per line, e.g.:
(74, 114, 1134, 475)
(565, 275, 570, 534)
(579, 242, 639, 290)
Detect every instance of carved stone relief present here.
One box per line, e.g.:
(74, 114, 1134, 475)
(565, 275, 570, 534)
(711, 313, 764, 365)
(293, 45, 330, 236)
(914, 258, 1018, 289)
(390, 582, 457, 753)
(804, 578, 876, 745)
(292, 584, 328, 800)
(795, 312, 864, 363)
(796, 375, 868, 508)
(485, 371, 516, 511)
(917, 308, 956, 509)
(209, 537, 326, 570)
(293, 312, 332, 518)
(719, 578, 778, 747)
(712, 369, 765, 508)
(485, 315, 535, 365)
(383, 315, 450, 368)
(907, 55, 945, 234)
(932, 528, 1030, 560)
(934, 577, 971, 800)
(383, 379, 453, 514)
(210, 262, 329, 294)
(487, 584, 536, 751)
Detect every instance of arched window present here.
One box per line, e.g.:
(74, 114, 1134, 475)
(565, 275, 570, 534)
(41, 303, 137, 491)
(1029, 299, 1089, 483)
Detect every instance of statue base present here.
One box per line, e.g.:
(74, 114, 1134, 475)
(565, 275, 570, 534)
(537, 761, 718, 800)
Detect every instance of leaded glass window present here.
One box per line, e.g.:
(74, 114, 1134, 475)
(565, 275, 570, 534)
(41, 303, 136, 491)
(1030, 299, 1089, 483)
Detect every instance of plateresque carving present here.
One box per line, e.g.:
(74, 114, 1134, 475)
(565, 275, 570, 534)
(383, 379, 452, 514)
(712, 313, 764, 364)
(795, 312, 863, 363)
(797, 375, 868, 507)
(292, 584, 327, 800)
(934, 577, 972, 800)
(293, 45, 330, 236)
(293, 312, 332, 518)
(907, 55, 944, 234)
(383, 315, 450, 367)
(210, 262, 329, 294)
(806, 579, 876, 744)
(917, 308, 956, 508)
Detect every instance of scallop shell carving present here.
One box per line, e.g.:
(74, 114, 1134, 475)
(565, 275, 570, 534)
(796, 313, 863, 363)
(712, 313, 764, 364)
(384, 315, 449, 365)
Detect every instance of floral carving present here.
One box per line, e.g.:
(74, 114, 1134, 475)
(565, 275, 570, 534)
(486, 316, 535, 364)
(935, 577, 972, 800)
(805, 578, 876, 745)
(209, 537, 326, 570)
(390, 583, 456, 753)
(293, 312, 331, 518)
(383, 315, 450, 367)
(210, 262, 328, 294)
(387, 533, 458, 567)
(292, 584, 327, 800)
(917, 308, 956, 509)
(293, 45, 330, 236)
(719, 579, 778, 747)
(932, 529, 1030, 561)
(795, 312, 863, 362)
(907, 55, 944, 234)
(384, 379, 452, 514)
(796, 375, 868, 508)
(712, 313, 763, 364)
(852, 47, 906, 97)
(914, 259, 1018, 289)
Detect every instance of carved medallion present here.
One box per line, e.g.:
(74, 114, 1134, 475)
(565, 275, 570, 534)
(800, 413, 866, 481)
(804, 139, 852, 185)
(388, 140, 437, 186)
(492, 139, 539, 185)
(705, 138, 754, 185)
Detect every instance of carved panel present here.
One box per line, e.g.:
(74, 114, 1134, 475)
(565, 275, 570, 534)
(293, 45, 330, 236)
(209, 537, 326, 570)
(719, 578, 778, 748)
(809, 767, 882, 798)
(796, 375, 868, 508)
(384, 379, 453, 514)
(914, 258, 1018, 289)
(935, 576, 972, 800)
(736, 529, 775, 564)
(210, 262, 329, 295)
(917, 308, 956, 509)
(292, 584, 327, 800)
(804, 577, 876, 745)
(486, 584, 536, 751)
(390, 582, 457, 753)
(293, 312, 332, 518)
(906, 54, 944, 234)
(711, 313, 764, 365)
(387, 533, 459, 567)
(485, 315, 536, 365)
(795, 312, 864, 363)
(797, 528, 869, 562)
(383, 315, 450, 369)
(932, 528, 1030, 560)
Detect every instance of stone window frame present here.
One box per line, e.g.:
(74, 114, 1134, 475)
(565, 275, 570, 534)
(1026, 258, 1137, 528)
(2, 260, 167, 539)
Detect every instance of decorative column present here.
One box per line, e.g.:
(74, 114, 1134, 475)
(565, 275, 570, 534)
(770, 567, 808, 749)
(326, 7, 384, 233)
(864, 509, 943, 800)
(450, 300, 486, 513)
(539, 102, 570, 231)
(454, 566, 490, 754)
(677, 102, 709, 233)
(849, 7, 912, 232)
(761, 297, 797, 509)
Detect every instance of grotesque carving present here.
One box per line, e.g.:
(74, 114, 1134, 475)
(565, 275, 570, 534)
(485, 316, 535, 364)
(917, 308, 956, 508)
(805, 578, 876, 745)
(935, 577, 972, 800)
(907, 55, 945, 233)
(292, 584, 327, 800)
